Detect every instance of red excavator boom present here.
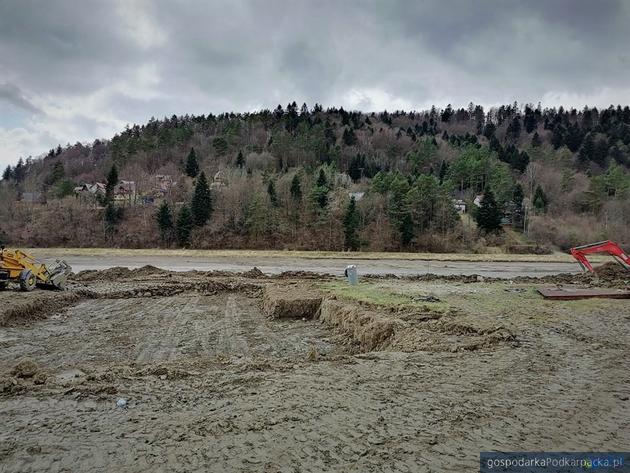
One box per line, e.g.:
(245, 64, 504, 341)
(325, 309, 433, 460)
(570, 240, 630, 272)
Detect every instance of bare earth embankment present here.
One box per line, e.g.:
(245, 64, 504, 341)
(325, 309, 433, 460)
(0, 264, 628, 472)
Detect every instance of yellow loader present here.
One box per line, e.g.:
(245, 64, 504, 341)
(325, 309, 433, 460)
(0, 247, 72, 291)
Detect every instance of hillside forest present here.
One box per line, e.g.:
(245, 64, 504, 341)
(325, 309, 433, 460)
(1, 102, 629, 252)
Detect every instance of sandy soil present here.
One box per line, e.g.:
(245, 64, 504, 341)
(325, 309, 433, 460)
(1, 269, 629, 472)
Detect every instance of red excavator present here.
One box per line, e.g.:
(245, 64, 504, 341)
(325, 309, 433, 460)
(570, 240, 630, 272)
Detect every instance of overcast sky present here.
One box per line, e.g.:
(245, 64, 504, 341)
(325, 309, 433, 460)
(1, 0, 630, 169)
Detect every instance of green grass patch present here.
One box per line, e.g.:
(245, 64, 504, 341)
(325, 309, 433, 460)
(318, 280, 449, 311)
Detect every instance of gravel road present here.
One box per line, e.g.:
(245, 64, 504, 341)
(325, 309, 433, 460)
(55, 254, 581, 279)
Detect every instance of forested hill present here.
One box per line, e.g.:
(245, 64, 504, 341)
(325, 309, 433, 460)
(1, 102, 629, 251)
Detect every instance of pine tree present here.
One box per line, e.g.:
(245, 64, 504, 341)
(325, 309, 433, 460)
(185, 147, 200, 177)
(343, 196, 360, 251)
(506, 116, 522, 141)
(483, 122, 496, 139)
(475, 189, 502, 233)
(236, 150, 245, 168)
(533, 185, 548, 212)
(191, 171, 212, 226)
(104, 202, 117, 232)
(512, 184, 524, 208)
(578, 133, 595, 170)
(438, 160, 448, 184)
(441, 105, 453, 123)
(13, 158, 25, 182)
(348, 154, 364, 181)
(551, 125, 565, 149)
(104, 202, 123, 234)
(267, 179, 279, 207)
(511, 184, 524, 229)
(512, 151, 529, 173)
(2, 165, 13, 181)
(399, 213, 414, 247)
(313, 169, 329, 209)
(592, 137, 609, 166)
(290, 174, 302, 201)
(156, 201, 174, 242)
(212, 137, 228, 156)
(176, 205, 193, 246)
(55, 179, 75, 198)
(105, 164, 119, 202)
(531, 132, 542, 147)
(523, 108, 537, 133)
(316, 169, 327, 187)
(45, 162, 65, 186)
(314, 187, 328, 209)
(342, 127, 357, 146)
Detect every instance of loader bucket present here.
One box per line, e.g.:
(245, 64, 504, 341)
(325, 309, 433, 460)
(44, 260, 72, 290)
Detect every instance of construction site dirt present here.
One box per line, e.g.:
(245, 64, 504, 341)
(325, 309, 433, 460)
(1, 267, 629, 472)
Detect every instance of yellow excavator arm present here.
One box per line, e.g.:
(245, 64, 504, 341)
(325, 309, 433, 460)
(0, 247, 71, 291)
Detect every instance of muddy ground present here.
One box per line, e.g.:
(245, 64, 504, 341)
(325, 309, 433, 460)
(0, 266, 629, 472)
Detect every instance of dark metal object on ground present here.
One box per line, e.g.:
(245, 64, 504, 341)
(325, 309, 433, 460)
(538, 287, 630, 300)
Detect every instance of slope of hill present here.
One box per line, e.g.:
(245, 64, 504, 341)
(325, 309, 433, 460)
(1, 102, 629, 251)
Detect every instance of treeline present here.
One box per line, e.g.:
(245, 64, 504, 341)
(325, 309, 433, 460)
(1, 102, 629, 251)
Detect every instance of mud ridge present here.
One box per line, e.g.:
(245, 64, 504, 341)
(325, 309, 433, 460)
(0, 290, 97, 326)
(101, 280, 263, 299)
(319, 298, 517, 353)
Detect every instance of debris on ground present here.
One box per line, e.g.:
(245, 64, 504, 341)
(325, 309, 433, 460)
(504, 287, 527, 293)
(411, 295, 441, 302)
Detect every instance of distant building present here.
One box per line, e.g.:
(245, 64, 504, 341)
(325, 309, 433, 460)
(453, 198, 467, 213)
(21, 192, 45, 204)
(348, 192, 365, 201)
(74, 182, 106, 198)
(154, 175, 175, 194)
(211, 170, 226, 189)
(114, 180, 137, 204)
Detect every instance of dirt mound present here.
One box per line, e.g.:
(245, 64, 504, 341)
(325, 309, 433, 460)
(242, 267, 266, 278)
(320, 299, 399, 351)
(511, 264, 629, 288)
(262, 285, 322, 319)
(594, 262, 630, 281)
(0, 291, 93, 326)
(275, 271, 332, 280)
(10, 358, 39, 378)
(102, 280, 262, 299)
(74, 265, 169, 282)
(130, 265, 166, 277)
(2, 359, 48, 393)
(72, 266, 133, 282)
(319, 297, 518, 353)
(367, 273, 483, 283)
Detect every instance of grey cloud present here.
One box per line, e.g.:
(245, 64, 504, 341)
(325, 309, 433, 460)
(1, 0, 630, 167)
(0, 82, 41, 114)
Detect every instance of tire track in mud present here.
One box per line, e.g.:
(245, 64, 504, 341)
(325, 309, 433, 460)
(134, 296, 201, 364)
(215, 294, 250, 358)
